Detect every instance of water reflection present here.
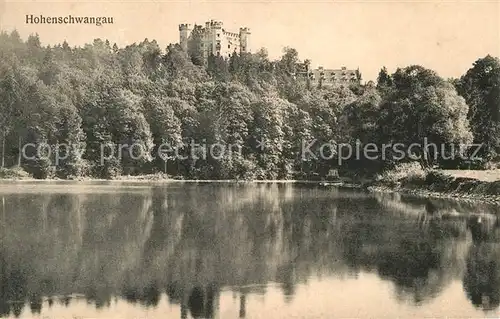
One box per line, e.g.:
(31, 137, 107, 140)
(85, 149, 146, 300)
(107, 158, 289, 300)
(0, 183, 498, 318)
(464, 243, 500, 311)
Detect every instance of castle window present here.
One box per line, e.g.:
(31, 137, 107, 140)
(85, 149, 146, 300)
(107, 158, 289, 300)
(228, 44, 231, 49)
(217, 34, 220, 37)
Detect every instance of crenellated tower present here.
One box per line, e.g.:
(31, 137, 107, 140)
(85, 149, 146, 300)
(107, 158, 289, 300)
(239, 27, 251, 53)
(208, 20, 223, 56)
(178, 23, 192, 51)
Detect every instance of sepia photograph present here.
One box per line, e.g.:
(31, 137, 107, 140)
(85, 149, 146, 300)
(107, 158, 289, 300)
(0, 0, 499, 318)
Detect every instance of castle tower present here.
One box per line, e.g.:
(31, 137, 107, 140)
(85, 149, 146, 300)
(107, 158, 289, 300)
(239, 27, 251, 53)
(209, 20, 223, 56)
(179, 23, 193, 51)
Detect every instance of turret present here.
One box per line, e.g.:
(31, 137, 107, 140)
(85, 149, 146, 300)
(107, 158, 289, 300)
(239, 27, 251, 53)
(179, 23, 193, 51)
(209, 20, 223, 29)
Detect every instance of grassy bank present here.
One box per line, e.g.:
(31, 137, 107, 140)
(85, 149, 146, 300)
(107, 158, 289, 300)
(368, 164, 500, 203)
(444, 169, 500, 182)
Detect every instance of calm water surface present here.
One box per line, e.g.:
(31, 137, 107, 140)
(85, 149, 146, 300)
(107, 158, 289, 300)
(0, 181, 499, 318)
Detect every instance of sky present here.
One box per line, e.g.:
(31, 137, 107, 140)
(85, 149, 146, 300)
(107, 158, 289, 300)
(0, 0, 499, 81)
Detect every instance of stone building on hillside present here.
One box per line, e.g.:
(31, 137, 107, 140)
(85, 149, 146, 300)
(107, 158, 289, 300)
(295, 61, 362, 87)
(310, 66, 361, 86)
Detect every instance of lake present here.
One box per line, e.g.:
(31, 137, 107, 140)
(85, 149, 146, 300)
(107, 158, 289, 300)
(0, 181, 499, 318)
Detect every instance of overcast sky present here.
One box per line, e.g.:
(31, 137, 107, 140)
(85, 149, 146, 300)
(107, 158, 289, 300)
(0, 0, 498, 81)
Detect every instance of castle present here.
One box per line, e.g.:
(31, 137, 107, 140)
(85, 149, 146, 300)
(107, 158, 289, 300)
(179, 20, 251, 59)
(178, 20, 361, 86)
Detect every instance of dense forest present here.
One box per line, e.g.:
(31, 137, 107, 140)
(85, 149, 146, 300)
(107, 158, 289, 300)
(0, 30, 498, 180)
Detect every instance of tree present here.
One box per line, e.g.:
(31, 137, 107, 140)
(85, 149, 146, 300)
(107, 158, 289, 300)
(340, 87, 382, 144)
(0, 60, 18, 167)
(378, 66, 473, 168)
(456, 55, 500, 160)
(163, 44, 207, 82)
(38, 47, 60, 85)
(207, 54, 230, 82)
(187, 26, 205, 66)
(376, 66, 392, 89)
(338, 88, 384, 174)
(277, 47, 299, 76)
(53, 94, 87, 178)
(142, 95, 182, 174)
(250, 94, 291, 179)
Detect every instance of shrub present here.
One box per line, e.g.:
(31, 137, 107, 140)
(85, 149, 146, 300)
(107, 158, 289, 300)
(91, 158, 122, 179)
(57, 158, 90, 179)
(0, 166, 32, 179)
(375, 162, 425, 186)
(24, 158, 56, 179)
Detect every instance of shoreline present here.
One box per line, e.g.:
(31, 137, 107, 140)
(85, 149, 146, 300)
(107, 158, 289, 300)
(0, 176, 359, 186)
(365, 185, 500, 204)
(366, 170, 500, 204)
(1, 173, 500, 205)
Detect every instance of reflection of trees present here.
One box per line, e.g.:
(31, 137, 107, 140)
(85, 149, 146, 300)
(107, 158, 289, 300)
(0, 255, 27, 318)
(122, 282, 161, 308)
(0, 192, 83, 318)
(463, 243, 500, 312)
(376, 238, 449, 304)
(0, 186, 155, 317)
(342, 195, 467, 304)
(0, 183, 497, 316)
(73, 189, 154, 309)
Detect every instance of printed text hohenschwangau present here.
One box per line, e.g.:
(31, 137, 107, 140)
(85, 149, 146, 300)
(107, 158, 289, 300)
(26, 14, 114, 26)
